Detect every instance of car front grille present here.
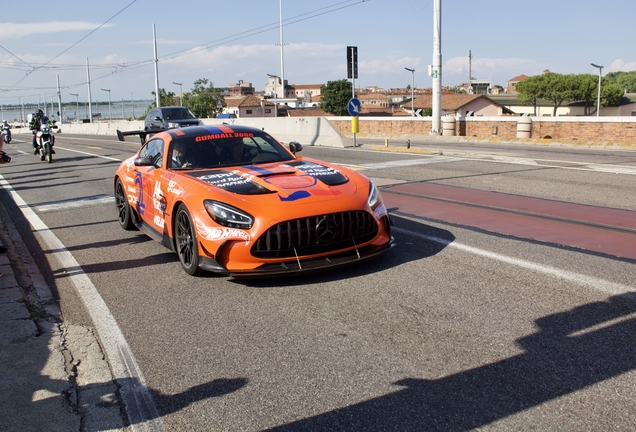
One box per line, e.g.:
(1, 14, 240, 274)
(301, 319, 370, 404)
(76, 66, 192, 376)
(252, 211, 379, 258)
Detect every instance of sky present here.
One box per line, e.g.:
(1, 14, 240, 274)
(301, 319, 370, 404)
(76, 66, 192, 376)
(1, 0, 636, 106)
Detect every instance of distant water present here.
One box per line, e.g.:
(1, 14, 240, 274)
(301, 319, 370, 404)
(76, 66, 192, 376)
(0, 100, 153, 123)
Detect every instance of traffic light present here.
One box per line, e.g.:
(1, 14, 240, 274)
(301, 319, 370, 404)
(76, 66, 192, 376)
(347, 46, 358, 79)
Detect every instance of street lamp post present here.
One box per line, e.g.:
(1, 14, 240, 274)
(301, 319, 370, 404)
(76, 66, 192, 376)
(101, 88, 111, 121)
(591, 63, 604, 117)
(173, 82, 183, 106)
(267, 74, 279, 117)
(405, 67, 415, 116)
(69, 93, 79, 122)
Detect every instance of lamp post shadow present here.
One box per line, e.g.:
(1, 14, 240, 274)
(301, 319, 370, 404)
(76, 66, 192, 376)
(268, 292, 636, 431)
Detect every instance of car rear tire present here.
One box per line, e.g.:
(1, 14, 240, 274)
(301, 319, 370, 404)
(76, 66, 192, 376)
(175, 203, 202, 276)
(115, 179, 136, 231)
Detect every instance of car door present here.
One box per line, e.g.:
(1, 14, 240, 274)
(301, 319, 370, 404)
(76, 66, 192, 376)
(132, 138, 169, 240)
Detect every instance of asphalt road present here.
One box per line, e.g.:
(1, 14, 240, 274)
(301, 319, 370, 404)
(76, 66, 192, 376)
(1, 133, 635, 430)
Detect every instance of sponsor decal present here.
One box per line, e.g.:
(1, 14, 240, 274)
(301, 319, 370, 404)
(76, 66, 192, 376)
(167, 180, 182, 196)
(195, 132, 254, 143)
(286, 161, 349, 186)
(135, 172, 146, 215)
(196, 221, 251, 244)
(127, 185, 136, 194)
(153, 181, 166, 213)
(279, 190, 311, 202)
(189, 170, 270, 195)
(154, 215, 165, 228)
(125, 175, 134, 183)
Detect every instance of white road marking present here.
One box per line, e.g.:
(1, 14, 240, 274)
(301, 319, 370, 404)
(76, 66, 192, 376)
(340, 156, 456, 170)
(344, 147, 636, 176)
(394, 226, 636, 297)
(36, 195, 115, 213)
(0, 175, 164, 432)
(55, 146, 123, 162)
(463, 154, 636, 176)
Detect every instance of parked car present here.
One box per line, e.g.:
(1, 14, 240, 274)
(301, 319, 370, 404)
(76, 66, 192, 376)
(144, 106, 203, 131)
(114, 124, 393, 277)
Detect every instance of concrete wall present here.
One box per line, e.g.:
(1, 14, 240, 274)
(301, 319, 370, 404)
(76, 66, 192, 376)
(329, 116, 636, 145)
(12, 115, 636, 149)
(12, 117, 353, 148)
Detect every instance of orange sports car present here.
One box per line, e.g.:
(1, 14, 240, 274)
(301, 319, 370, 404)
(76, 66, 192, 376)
(114, 124, 393, 277)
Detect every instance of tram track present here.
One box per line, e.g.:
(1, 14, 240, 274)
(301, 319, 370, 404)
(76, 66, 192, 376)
(380, 181, 636, 261)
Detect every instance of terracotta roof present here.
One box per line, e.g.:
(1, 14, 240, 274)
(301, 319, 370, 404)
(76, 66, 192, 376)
(238, 95, 265, 107)
(287, 108, 328, 117)
(360, 106, 410, 117)
(411, 93, 485, 110)
(224, 95, 272, 108)
(223, 97, 244, 108)
(289, 84, 322, 90)
(507, 74, 528, 83)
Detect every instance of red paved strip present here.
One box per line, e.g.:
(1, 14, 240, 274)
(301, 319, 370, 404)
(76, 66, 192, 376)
(387, 182, 636, 231)
(383, 182, 636, 261)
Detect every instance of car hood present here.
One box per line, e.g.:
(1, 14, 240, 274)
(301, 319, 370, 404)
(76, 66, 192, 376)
(185, 160, 356, 201)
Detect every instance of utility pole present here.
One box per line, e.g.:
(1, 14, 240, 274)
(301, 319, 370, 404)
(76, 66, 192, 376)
(279, 0, 285, 99)
(56, 75, 63, 123)
(431, 0, 442, 134)
(153, 24, 160, 108)
(86, 57, 93, 123)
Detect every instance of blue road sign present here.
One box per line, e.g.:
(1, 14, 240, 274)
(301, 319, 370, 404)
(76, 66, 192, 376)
(348, 98, 361, 117)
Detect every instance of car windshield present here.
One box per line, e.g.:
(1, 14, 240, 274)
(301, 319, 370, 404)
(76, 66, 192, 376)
(163, 107, 196, 120)
(168, 130, 295, 170)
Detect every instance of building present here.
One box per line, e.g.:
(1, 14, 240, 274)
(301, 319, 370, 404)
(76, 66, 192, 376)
(489, 93, 636, 117)
(286, 84, 322, 101)
(505, 74, 528, 94)
(410, 93, 509, 116)
(223, 95, 275, 118)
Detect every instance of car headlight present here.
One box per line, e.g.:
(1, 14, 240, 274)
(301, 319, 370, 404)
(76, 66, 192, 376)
(367, 181, 381, 210)
(167, 122, 181, 128)
(204, 200, 254, 229)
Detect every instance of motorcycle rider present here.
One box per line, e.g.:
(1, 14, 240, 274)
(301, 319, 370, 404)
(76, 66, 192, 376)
(1, 120, 10, 142)
(29, 110, 55, 155)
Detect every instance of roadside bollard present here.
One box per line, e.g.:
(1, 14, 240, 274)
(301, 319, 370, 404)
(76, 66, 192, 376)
(406, 139, 410, 149)
(385, 138, 388, 147)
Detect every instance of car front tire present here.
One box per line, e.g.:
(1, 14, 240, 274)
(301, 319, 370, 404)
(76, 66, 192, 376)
(115, 179, 137, 231)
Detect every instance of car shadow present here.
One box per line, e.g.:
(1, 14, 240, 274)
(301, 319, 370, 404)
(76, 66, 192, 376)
(241, 213, 454, 288)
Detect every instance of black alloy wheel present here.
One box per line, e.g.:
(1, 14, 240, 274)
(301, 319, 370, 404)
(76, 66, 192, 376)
(175, 204, 202, 276)
(115, 179, 136, 231)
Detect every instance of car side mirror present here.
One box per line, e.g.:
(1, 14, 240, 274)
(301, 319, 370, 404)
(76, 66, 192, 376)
(134, 155, 155, 166)
(289, 141, 303, 154)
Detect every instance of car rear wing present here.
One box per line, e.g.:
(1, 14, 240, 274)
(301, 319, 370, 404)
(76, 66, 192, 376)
(116, 129, 149, 145)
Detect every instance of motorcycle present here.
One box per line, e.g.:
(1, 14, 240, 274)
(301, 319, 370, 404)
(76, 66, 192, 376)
(35, 118, 55, 163)
(1, 124, 11, 144)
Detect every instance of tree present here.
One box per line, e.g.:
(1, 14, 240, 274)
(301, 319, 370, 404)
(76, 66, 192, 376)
(187, 78, 224, 118)
(605, 71, 636, 93)
(600, 78, 624, 111)
(571, 74, 598, 116)
(516, 74, 546, 115)
(145, 88, 179, 116)
(542, 73, 577, 117)
(319, 79, 353, 116)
